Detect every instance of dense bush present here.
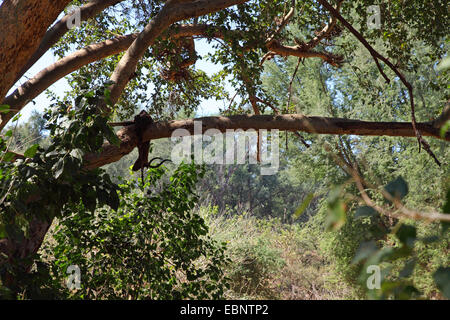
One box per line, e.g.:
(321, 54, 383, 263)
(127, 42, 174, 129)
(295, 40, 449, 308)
(39, 164, 230, 299)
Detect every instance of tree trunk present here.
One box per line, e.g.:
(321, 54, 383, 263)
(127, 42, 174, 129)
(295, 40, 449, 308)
(0, 0, 71, 100)
(0, 218, 52, 290)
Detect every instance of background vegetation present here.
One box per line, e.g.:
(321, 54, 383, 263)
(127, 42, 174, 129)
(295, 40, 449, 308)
(0, 0, 448, 300)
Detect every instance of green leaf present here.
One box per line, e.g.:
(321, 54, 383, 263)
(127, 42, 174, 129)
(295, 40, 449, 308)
(364, 245, 412, 266)
(384, 176, 408, 201)
(294, 193, 314, 219)
(395, 224, 417, 248)
(380, 281, 419, 300)
(98, 120, 120, 146)
(325, 198, 347, 231)
(352, 241, 378, 264)
(0, 224, 6, 238)
(355, 206, 379, 219)
(440, 120, 450, 139)
(23, 144, 39, 158)
(433, 267, 450, 299)
(105, 129, 121, 146)
(399, 259, 416, 278)
(84, 90, 95, 98)
(383, 245, 413, 262)
(12, 114, 21, 122)
(0, 105, 10, 114)
(103, 89, 112, 106)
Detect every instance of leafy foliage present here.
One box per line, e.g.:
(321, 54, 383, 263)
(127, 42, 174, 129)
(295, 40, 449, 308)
(41, 163, 229, 299)
(1, 0, 449, 300)
(0, 87, 228, 299)
(259, 11, 449, 299)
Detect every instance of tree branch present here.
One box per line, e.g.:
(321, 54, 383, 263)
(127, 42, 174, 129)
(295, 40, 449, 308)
(266, 0, 296, 46)
(304, 0, 343, 50)
(1, 34, 138, 130)
(106, 0, 249, 109)
(317, 0, 440, 165)
(0, 0, 72, 101)
(1, 21, 340, 131)
(268, 41, 343, 66)
(82, 114, 449, 170)
(14, 0, 125, 84)
(327, 143, 450, 223)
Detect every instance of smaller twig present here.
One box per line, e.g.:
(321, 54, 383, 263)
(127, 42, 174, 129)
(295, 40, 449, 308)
(305, 0, 343, 50)
(317, 0, 441, 166)
(293, 131, 310, 148)
(287, 57, 302, 112)
(227, 91, 239, 111)
(260, 51, 276, 66)
(266, 0, 296, 46)
(254, 96, 279, 113)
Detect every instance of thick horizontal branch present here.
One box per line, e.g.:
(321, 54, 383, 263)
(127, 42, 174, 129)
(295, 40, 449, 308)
(83, 114, 449, 169)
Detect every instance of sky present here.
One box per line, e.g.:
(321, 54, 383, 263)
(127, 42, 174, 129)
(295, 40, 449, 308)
(9, 36, 230, 125)
(4, 1, 242, 126)
(8, 50, 72, 122)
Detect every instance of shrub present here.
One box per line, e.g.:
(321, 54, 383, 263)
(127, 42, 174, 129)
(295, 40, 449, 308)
(39, 163, 230, 299)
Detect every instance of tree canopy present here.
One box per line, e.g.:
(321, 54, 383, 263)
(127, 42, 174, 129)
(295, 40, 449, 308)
(0, 0, 448, 300)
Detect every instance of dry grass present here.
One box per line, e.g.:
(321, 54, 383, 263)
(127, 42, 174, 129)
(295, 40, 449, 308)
(201, 207, 354, 300)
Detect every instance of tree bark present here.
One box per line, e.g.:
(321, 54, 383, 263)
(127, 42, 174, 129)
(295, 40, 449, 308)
(84, 114, 449, 169)
(1, 23, 339, 131)
(0, 0, 448, 294)
(0, 216, 52, 290)
(0, 0, 71, 100)
(14, 0, 125, 84)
